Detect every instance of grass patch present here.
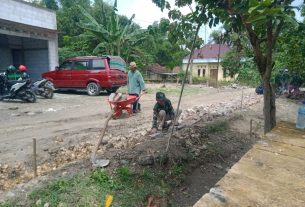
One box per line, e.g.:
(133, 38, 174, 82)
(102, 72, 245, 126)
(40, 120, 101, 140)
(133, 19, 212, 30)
(1, 167, 170, 207)
(206, 120, 229, 134)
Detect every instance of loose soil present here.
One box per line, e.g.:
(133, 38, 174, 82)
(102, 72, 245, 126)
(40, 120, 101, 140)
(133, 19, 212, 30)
(0, 83, 300, 206)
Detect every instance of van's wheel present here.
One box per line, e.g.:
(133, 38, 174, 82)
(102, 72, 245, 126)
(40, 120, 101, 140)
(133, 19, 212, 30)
(106, 87, 119, 94)
(87, 82, 100, 96)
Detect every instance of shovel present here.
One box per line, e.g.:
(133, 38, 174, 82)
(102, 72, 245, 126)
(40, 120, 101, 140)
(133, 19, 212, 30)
(91, 113, 113, 167)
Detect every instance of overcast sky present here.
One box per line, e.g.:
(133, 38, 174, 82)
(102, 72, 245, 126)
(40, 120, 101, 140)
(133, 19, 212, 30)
(113, 0, 304, 43)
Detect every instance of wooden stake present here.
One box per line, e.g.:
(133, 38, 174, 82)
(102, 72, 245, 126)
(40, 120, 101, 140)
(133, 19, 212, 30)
(91, 113, 113, 163)
(241, 88, 244, 109)
(250, 119, 253, 138)
(33, 138, 37, 177)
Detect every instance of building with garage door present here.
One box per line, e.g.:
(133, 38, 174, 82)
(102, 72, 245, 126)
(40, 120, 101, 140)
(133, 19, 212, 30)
(0, 0, 58, 80)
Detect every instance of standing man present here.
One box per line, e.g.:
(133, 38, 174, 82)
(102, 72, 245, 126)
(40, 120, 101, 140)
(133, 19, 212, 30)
(127, 62, 146, 113)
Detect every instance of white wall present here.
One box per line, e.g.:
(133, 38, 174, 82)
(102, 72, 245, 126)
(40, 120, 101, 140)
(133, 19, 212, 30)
(0, 0, 56, 30)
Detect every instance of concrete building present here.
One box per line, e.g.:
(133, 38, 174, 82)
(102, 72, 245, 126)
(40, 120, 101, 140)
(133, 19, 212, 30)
(182, 44, 231, 82)
(0, 0, 58, 80)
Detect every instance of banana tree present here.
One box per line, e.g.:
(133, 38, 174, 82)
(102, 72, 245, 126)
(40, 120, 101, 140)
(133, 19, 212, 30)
(78, 0, 144, 57)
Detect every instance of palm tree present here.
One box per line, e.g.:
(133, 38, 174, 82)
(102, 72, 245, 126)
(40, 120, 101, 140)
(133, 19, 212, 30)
(78, 0, 144, 57)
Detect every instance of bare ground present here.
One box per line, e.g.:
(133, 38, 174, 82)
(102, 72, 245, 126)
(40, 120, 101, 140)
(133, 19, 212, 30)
(0, 83, 300, 206)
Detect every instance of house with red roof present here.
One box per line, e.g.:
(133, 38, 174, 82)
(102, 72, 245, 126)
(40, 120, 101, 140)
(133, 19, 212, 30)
(182, 44, 231, 82)
(146, 63, 177, 82)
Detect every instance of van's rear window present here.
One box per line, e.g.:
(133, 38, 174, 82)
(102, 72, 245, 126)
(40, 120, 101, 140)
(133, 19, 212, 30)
(92, 59, 105, 70)
(110, 57, 126, 72)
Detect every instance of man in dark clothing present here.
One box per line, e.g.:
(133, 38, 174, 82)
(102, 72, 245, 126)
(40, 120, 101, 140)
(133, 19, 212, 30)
(150, 92, 181, 134)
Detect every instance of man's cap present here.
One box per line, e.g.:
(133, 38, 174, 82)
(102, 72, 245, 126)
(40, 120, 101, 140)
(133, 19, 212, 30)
(130, 62, 136, 67)
(156, 92, 166, 101)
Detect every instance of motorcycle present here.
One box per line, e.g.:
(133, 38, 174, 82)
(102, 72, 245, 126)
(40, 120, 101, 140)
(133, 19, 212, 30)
(0, 72, 36, 103)
(31, 79, 55, 99)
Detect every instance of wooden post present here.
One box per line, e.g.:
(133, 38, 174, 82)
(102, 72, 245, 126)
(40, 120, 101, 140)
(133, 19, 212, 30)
(241, 88, 244, 109)
(250, 119, 253, 137)
(91, 113, 113, 163)
(33, 138, 37, 177)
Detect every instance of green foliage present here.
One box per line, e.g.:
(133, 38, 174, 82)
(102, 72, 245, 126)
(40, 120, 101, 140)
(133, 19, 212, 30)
(58, 48, 82, 64)
(25, 167, 170, 207)
(206, 120, 229, 134)
(116, 166, 133, 183)
(237, 59, 260, 87)
(275, 24, 305, 81)
(177, 71, 189, 79)
(172, 163, 185, 176)
(221, 49, 241, 78)
(192, 76, 208, 84)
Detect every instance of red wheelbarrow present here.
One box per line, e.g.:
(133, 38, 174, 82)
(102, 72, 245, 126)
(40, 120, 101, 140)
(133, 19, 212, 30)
(108, 95, 137, 119)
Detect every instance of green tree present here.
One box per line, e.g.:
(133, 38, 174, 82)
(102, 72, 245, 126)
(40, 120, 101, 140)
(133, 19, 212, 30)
(153, 0, 298, 133)
(78, 0, 144, 57)
(275, 24, 305, 81)
(42, 0, 58, 10)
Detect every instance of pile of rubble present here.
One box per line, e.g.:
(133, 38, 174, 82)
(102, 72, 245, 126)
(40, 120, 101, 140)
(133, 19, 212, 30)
(180, 94, 261, 124)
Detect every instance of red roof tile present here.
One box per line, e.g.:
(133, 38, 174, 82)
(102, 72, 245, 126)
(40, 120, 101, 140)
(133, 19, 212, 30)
(184, 44, 230, 60)
(147, 63, 167, 74)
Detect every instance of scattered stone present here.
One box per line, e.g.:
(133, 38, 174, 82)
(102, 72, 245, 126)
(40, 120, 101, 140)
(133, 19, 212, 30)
(154, 153, 168, 165)
(120, 160, 129, 165)
(202, 144, 208, 150)
(106, 143, 114, 150)
(101, 140, 108, 145)
(44, 203, 50, 207)
(6, 191, 15, 198)
(55, 137, 63, 143)
(8, 107, 18, 110)
(214, 164, 223, 169)
(138, 155, 154, 166)
(36, 199, 42, 206)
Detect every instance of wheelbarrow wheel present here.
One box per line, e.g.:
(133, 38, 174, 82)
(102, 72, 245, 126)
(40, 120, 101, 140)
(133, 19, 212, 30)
(87, 82, 100, 96)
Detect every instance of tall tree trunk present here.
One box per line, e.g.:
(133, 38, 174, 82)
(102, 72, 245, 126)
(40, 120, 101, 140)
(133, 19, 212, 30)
(262, 21, 276, 134)
(263, 77, 276, 133)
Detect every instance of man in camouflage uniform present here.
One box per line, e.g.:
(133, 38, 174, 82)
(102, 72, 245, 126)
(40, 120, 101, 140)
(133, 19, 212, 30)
(150, 92, 181, 134)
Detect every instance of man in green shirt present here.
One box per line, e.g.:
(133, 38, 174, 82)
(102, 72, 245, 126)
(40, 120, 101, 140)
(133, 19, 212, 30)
(127, 62, 146, 113)
(150, 92, 181, 134)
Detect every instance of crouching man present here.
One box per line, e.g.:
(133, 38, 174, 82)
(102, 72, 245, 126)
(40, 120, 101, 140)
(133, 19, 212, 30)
(150, 92, 181, 134)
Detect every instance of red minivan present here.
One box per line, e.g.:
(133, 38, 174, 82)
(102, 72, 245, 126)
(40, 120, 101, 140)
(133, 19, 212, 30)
(42, 56, 127, 95)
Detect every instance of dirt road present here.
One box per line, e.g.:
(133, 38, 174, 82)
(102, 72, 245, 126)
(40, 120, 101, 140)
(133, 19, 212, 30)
(0, 84, 256, 167)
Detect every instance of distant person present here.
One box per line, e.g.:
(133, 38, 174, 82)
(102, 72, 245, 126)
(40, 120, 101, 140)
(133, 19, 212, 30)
(275, 69, 284, 89)
(18, 65, 30, 80)
(282, 69, 290, 90)
(6, 65, 19, 80)
(127, 62, 146, 113)
(150, 92, 181, 134)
